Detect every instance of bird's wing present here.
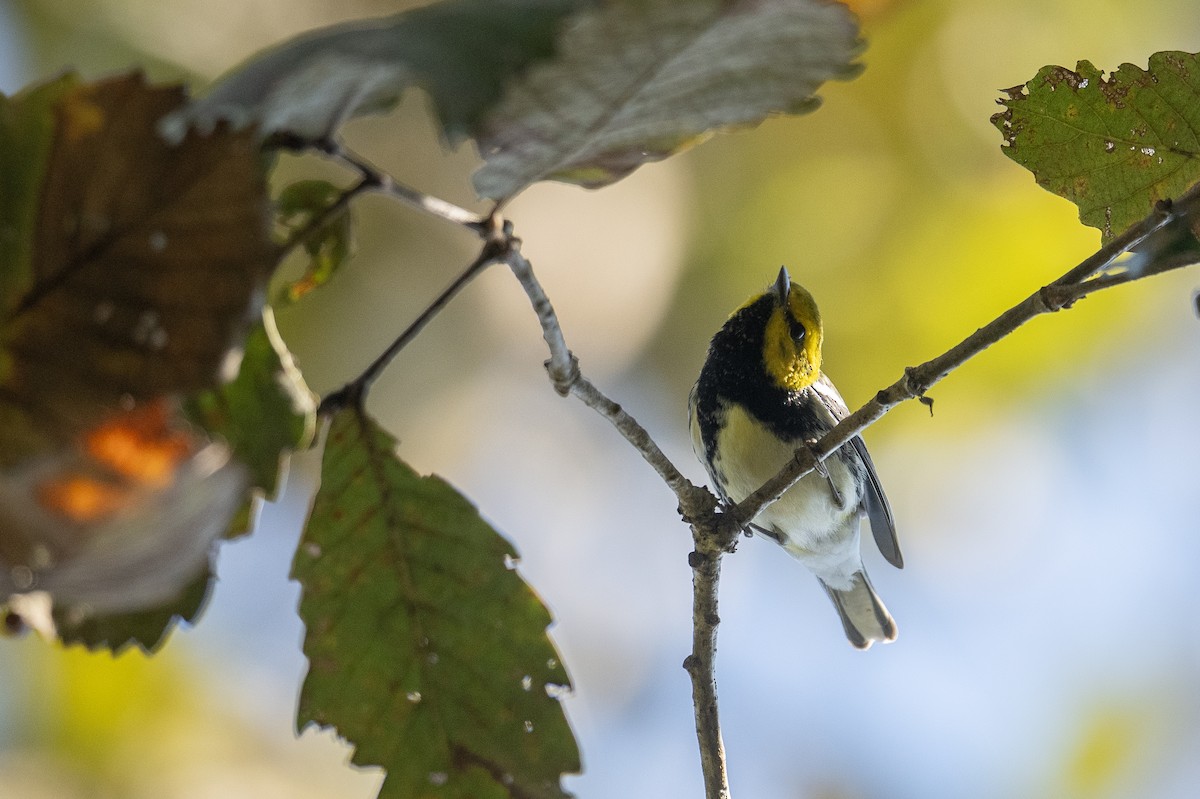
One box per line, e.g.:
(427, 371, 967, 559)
(851, 435, 903, 569)
(688, 384, 729, 502)
(812, 376, 902, 569)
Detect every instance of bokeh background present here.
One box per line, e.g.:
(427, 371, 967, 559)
(2, 0, 1200, 797)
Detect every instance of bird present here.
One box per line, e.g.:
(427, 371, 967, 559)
(689, 266, 902, 649)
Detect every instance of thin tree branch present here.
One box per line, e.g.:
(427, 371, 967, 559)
(319, 228, 506, 414)
(320, 139, 487, 231)
(502, 244, 711, 511)
(684, 548, 730, 799)
(496, 186, 1200, 797)
(502, 244, 576, 393)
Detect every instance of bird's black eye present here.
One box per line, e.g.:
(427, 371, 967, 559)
(787, 313, 807, 342)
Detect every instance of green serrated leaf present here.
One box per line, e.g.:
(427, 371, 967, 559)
(993, 51, 1200, 242)
(184, 308, 316, 498)
(274, 180, 354, 305)
(160, 0, 587, 145)
(294, 409, 579, 799)
(472, 0, 864, 199)
(0, 73, 79, 317)
(54, 564, 212, 654)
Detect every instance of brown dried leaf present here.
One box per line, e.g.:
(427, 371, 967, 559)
(0, 73, 277, 631)
(1, 73, 277, 465)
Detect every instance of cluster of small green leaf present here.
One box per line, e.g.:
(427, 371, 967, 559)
(2, 0, 1199, 796)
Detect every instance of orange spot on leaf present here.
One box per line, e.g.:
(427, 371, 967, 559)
(83, 400, 193, 488)
(32, 400, 201, 524)
(287, 275, 318, 302)
(37, 474, 128, 523)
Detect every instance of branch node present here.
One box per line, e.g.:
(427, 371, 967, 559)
(544, 353, 581, 396)
(1038, 284, 1074, 312)
(483, 211, 512, 245)
(688, 550, 707, 569)
(679, 484, 721, 526)
(903, 366, 926, 399)
(682, 654, 698, 673)
(919, 395, 934, 416)
(317, 381, 363, 416)
(714, 508, 747, 551)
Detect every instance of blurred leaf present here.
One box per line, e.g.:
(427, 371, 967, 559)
(185, 308, 316, 496)
(159, 0, 587, 145)
(163, 0, 862, 201)
(0, 74, 78, 315)
(274, 180, 355, 305)
(54, 564, 212, 653)
(0, 73, 277, 634)
(0, 72, 277, 464)
(294, 408, 579, 799)
(993, 51, 1200, 241)
(473, 0, 864, 198)
(0, 399, 247, 616)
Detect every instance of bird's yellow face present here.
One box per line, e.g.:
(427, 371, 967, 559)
(761, 269, 823, 392)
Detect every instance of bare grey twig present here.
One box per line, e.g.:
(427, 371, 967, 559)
(319, 229, 506, 414)
(684, 547, 730, 799)
(502, 242, 730, 798)
(320, 139, 487, 230)
(502, 245, 708, 507)
(502, 244, 576, 392)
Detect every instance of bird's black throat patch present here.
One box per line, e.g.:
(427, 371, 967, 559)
(693, 296, 830, 463)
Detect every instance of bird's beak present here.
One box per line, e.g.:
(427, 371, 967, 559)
(774, 266, 791, 305)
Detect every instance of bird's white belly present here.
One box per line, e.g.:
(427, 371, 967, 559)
(710, 404, 862, 554)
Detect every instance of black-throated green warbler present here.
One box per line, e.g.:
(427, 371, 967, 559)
(689, 267, 902, 649)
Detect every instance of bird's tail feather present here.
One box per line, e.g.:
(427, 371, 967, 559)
(821, 571, 896, 650)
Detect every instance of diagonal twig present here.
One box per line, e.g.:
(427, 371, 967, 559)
(319, 139, 487, 231)
(502, 243, 708, 508)
(319, 221, 507, 415)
